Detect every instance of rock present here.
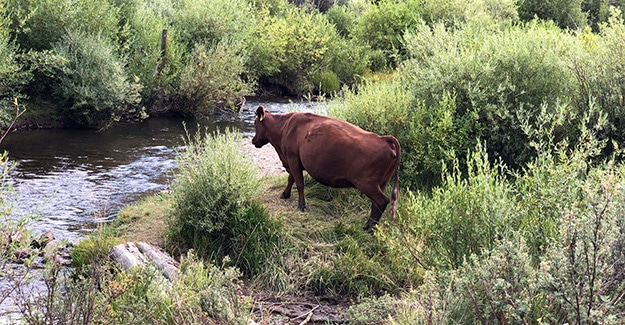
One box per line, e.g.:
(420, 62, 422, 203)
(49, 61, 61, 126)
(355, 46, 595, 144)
(9, 230, 24, 244)
(136, 242, 179, 281)
(38, 239, 72, 266)
(31, 230, 55, 249)
(13, 247, 35, 264)
(110, 242, 179, 282)
(110, 242, 147, 271)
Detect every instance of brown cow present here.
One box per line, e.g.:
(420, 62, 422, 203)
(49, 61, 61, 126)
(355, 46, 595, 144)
(252, 106, 400, 230)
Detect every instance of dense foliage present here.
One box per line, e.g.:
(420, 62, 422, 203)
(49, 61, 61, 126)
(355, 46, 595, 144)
(0, 0, 624, 129)
(0, 0, 375, 127)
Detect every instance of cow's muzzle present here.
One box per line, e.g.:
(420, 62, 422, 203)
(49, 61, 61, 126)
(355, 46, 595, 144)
(252, 137, 266, 148)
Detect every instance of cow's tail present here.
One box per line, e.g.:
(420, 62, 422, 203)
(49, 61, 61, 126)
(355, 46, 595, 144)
(388, 136, 401, 220)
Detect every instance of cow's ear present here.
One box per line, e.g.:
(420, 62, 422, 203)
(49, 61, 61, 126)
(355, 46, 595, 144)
(256, 106, 265, 122)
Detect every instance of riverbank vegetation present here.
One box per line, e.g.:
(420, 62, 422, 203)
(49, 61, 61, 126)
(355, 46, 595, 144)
(0, 0, 620, 130)
(3, 0, 625, 323)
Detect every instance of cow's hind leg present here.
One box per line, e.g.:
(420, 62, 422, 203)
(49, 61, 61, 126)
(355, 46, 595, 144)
(361, 187, 390, 231)
(281, 174, 295, 199)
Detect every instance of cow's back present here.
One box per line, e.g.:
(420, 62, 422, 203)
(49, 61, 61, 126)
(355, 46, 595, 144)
(280, 113, 397, 188)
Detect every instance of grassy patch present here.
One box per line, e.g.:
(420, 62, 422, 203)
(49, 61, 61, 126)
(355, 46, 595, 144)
(116, 193, 172, 246)
(251, 173, 422, 297)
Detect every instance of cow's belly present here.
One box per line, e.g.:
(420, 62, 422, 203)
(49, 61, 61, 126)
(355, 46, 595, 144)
(308, 171, 354, 188)
(319, 178, 353, 188)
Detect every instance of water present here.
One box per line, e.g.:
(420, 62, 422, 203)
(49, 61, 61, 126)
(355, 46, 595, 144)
(0, 98, 322, 243)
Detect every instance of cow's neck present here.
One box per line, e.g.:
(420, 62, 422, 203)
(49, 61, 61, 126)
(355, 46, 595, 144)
(266, 114, 292, 154)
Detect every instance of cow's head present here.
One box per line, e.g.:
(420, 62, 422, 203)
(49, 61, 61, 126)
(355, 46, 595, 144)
(252, 106, 270, 148)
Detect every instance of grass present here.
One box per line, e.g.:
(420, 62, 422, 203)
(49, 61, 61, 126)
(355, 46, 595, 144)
(261, 175, 371, 233)
(115, 193, 172, 247)
(108, 169, 393, 283)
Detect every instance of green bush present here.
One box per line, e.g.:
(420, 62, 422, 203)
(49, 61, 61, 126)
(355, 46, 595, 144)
(511, 130, 602, 263)
(325, 3, 357, 37)
(376, 134, 625, 323)
(173, 0, 255, 50)
(118, 0, 184, 106)
(52, 29, 144, 128)
(379, 148, 517, 270)
(418, 0, 519, 27)
(7, 0, 121, 51)
(0, 15, 29, 127)
(326, 36, 372, 87)
(401, 20, 580, 169)
(451, 236, 544, 323)
(537, 159, 625, 323)
(6, 0, 77, 51)
(246, 5, 340, 95)
(573, 11, 625, 154)
(350, 0, 422, 67)
(309, 69, 340, 95)
(179, 40, 254, 114)
(167, 129, 284, 276)
(18, 251, 252, 324)
(390, 236, 545, 324)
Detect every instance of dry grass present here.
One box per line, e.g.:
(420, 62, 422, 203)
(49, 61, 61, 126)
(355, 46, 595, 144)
(116, 193, 172, 247)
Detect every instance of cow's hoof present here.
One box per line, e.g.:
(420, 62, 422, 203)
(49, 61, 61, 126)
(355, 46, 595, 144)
(363, 223, 376, 233)
(298, 205, 306, 212)
(280, 193, 291, 199)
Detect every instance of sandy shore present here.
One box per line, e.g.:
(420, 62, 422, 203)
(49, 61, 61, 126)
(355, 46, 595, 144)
(240, 140, 286, 177)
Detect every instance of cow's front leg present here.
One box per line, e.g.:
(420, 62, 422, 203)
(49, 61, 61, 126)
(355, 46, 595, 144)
(288, 163, 306, 211)
(281, 174, 294, 199)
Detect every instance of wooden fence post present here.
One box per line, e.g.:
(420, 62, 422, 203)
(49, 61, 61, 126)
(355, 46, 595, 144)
(157, 29, 168, 76)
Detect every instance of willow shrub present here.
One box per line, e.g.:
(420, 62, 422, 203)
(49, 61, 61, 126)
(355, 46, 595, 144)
(7, 0, 121, 51)
(0, 16, 29, 127)
(573, 12, 625, 153)
(518, 0, 586, 29)
(366, 116, 625, 322)
(392, 153, 625, 324)
(416, 0, 519, 28)
(179, 40, 254, 114)
(401, 20, 580, 169)
(52, 29, 144, 128)
(247, 5, 349, 95)
(18, 252, 252, 324)
(537, 161, 625, 323)
(119, 0, 184, 105)
(173, 0, 255, 50)
(377, 148, 518, 271)
(167, 129, 283, 276)
(349, 0, 422, 68)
